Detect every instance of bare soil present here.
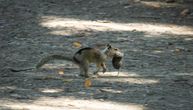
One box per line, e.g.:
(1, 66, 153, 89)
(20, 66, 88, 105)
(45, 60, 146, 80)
(0, 0, 193, 110)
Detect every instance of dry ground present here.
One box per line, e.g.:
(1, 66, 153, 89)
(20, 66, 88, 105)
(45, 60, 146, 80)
(0, 0, 193, 110)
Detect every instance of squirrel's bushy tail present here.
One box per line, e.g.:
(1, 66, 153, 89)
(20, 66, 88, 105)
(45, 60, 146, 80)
(36, 55, 73, 69)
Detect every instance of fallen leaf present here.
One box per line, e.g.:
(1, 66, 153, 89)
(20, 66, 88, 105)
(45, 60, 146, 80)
(58, 69, 64, 75)
(175, 48, 181, 52)
(73, 41, 82, 48)
(84, 78, 92, 88)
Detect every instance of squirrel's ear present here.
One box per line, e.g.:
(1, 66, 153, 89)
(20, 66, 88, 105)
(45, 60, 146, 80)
(107, 44, 112, 49)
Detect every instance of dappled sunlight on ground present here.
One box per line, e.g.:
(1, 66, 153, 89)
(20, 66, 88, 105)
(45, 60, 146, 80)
(39, 88, 64, 93)
(1, 97, 145, 110)
(140, 1, 182, 8)
(98, 71, 159, 84)
(40, 16, 193, 36)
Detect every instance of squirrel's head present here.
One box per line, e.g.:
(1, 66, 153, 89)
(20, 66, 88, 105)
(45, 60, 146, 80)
(103, 44, 124, 58)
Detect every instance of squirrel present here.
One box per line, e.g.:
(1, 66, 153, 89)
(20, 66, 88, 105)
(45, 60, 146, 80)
(8, 44, 123, 78)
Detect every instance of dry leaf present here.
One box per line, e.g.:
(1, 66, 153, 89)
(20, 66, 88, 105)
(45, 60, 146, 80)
(58, 69, 64, 75)
(175, 48, 181, 52)
(73, 41, 82, 48)
(84, 78, 92, 88)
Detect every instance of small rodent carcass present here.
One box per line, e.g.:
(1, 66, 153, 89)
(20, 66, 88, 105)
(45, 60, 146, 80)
(112, 53, 124, 75)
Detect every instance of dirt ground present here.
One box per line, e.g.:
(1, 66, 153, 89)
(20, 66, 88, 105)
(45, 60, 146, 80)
(0, 0, 193, 110)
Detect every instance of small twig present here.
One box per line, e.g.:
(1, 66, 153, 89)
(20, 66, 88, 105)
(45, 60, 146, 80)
(143, 54, 160, 58)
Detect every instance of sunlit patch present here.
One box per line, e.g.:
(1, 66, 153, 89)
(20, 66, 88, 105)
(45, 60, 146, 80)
(140, 1, 162, 8)
(0, 86, 16, 90)
(50, 30, 72, 36)
(184, 38, 193, 41)
(40, 88, 63, 93)
(40, 16, 193, 36)
(140, 1, 180, 8)
(152, 50, 164, 54)
(99, 71, 139, 77)
(1, 97, 145, 110)
(99, 88, 123, 94)
(144, 31, 163, 37)
(98, 71, 159, 84)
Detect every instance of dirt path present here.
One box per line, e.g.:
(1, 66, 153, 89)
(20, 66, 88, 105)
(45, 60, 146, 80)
(1, 0, 193, 110)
